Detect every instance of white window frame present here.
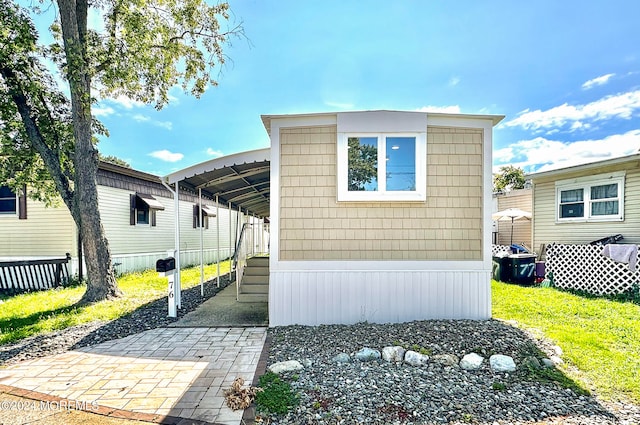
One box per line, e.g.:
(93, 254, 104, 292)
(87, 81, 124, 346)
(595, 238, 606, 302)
(0, 185, 17, 216)
(337, 132, 426, 202)
(555, 172, 625, 223)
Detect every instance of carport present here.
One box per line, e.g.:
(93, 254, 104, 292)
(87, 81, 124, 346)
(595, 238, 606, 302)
(162, 148, 270, 307)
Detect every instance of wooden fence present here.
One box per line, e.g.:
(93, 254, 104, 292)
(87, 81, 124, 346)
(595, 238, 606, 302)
(546, 243, 640, 295)
(0, 254, 71, 294)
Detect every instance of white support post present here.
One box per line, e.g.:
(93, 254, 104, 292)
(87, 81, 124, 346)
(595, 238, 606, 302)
(199, 188, 204, 297)
(167, 271, 176, 317)
(216, 195, 220, 288)
(175, 183, 181, 309)
(228, 201, 232, 281)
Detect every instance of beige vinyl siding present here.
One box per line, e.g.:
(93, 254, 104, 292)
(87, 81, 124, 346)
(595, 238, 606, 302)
(532, 166, 640, 249)
(279, 125, 484, 261)
(495, 188, 532, 247)
(0, 198, 75, 257)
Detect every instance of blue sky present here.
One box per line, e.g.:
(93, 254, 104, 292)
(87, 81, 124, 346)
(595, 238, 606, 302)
(68, 1, 640, 176)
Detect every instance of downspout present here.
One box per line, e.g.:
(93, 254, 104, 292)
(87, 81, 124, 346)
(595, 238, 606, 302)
(161, 178, 181, 308)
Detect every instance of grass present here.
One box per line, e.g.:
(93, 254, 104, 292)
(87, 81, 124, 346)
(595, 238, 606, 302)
(492, 280, 640, 403)
(0, 260, 232, 346)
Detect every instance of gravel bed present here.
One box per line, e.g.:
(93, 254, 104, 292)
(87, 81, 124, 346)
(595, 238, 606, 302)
(0, 275, 232, 366)
(264, 320, 640, 425)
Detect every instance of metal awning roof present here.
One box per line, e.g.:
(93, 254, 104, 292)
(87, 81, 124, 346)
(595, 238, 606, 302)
(164, 148, 270, 218)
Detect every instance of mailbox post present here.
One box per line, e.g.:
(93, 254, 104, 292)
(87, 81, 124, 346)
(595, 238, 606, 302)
(156, 257, 177, 317)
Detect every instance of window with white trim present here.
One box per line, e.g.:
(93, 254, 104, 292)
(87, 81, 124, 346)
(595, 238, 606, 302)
(336, 111, 427, 202)
(556, 173, 624, 222)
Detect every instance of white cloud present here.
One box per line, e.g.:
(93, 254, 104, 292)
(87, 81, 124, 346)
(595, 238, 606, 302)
(149, 150, 184, 162)
(92, 106, 115, 117)
(206, 148, 224, 157)
(110, 95, 145, 109)
(493, 130, 640, 173)
(155, 121, 173, 130)
(132, 114, 150, 122)
(132, 114, 172, 130)
(582, 73, 615, 90)
(448, 76, 460, 87)
(416, 105, 461, 114)
(504, 90, 640, 131)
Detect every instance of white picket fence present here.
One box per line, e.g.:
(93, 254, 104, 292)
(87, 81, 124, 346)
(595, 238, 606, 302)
(545, 243, 640, 295)
(0, 255, 70, 294)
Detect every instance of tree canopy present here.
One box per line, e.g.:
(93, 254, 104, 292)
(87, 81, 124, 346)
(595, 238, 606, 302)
(0, 0, 243, 302)
(493, 165, 526, 192)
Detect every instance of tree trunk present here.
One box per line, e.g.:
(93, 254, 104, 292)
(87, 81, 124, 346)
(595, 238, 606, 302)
(57, 0, 121, 302)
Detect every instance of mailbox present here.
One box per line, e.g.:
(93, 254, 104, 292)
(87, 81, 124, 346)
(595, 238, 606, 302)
(156, 257, 176, 273)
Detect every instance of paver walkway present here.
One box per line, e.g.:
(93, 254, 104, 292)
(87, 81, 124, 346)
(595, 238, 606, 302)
(0, 327, 267, 424)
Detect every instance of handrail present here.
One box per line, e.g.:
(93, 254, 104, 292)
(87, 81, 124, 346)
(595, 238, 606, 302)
(232, 223, 251, 270)
(233, 221, 269, 301)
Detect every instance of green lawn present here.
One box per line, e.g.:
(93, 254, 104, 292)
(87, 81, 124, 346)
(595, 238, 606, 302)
(492, 280, 640, 403)
(0, 260, 232, 346)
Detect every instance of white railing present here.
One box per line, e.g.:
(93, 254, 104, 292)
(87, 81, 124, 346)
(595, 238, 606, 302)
(233, 221, 269, 300)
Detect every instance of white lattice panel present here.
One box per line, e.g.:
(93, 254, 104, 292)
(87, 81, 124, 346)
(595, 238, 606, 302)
(492, 245, 512, 256)
(546, 244, 640, 295)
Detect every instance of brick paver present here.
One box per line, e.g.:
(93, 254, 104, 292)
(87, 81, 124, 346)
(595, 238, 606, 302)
(0, 327, 267, 424)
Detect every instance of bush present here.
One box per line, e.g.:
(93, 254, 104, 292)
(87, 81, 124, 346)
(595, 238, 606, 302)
(255, 371, 299, 415)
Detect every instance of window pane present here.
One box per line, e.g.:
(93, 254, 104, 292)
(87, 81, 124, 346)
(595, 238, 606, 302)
(386, 137, 416, 191)
(591, 183, 617, 200)
(561, 189, 583, 203)
(348, 137, 378, 191)
(0, 198, 16, 213)
(560, 203, 584, 218)
(592, 201, 618, 216)
(0, 186, 15, 198)
(137, 209, 149, 224)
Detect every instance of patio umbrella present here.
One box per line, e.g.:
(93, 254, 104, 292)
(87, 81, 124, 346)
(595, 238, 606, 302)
(491, 208, 532, 246)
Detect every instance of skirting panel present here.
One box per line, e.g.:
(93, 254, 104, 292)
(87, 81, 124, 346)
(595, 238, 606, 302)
(269, 269, 491, 326)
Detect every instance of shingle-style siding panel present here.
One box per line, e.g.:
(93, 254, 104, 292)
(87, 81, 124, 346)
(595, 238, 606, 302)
(495, 188, 532, 247)
(0, 199, 76, 257)
(532, 166, 640, 248)
(279, 125, 484, 261)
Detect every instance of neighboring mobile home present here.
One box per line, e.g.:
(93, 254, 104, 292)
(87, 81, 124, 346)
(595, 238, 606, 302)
(526, 152, 640, 250)
(492, 188, 533, 248)
(0, 161, 240, 276)
(164, 110, 503, 326)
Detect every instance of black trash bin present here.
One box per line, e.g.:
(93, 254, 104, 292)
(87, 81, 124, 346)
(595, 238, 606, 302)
(492, 253, 512, 283)
(508, 254, 537, 285)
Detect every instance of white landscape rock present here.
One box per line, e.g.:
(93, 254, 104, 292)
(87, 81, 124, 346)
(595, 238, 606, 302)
(268, 360, 304, 374)
(382, 346, 406, 363)
(404, 350, 429, 367)
(460, 353, 484, 370)
(490, 354, 517, 372)
(332, 353, 351, 364)
(355, 347, 382, 361)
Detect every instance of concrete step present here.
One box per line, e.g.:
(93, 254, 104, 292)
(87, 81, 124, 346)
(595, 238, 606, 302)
(242, 274, 269, 285)
(240, 283, 269, 294)
(237, 293, 268, 303)
(244, 266, 269, 276)
(247, 256, 269, 267)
